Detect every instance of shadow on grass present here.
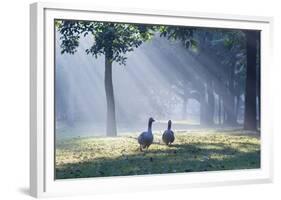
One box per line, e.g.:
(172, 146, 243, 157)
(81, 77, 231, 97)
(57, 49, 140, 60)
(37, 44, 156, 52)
(56, 141, 260, 179)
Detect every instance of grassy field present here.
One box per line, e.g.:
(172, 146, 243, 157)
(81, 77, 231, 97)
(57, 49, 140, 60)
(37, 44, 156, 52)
(55, 129, 260, 179)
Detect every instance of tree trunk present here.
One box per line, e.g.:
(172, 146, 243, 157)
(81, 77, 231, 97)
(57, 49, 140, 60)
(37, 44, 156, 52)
(225, 66, 236, 125)
(182, 98, 188, 119)
(220, 97, 224, 125)
(206, 80, 214, 125)
(218, 95, 221, 125)
(221, 88, 229, 125)
(200, 91, 208, 126)
(244, 30, 258, 131)
(105, 54, 117, 136)
(235, 95, 240, 123)
(257, 40, 261, 128)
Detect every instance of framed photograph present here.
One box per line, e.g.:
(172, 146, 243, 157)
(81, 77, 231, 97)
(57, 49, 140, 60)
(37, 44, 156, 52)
(30, 2, 273, 198)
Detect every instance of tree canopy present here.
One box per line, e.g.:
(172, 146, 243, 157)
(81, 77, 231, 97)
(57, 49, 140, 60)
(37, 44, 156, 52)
(56, 20, 156, 65)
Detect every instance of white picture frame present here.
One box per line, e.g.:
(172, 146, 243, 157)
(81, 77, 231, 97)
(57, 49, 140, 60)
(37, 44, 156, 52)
(30, 2, 274, 198)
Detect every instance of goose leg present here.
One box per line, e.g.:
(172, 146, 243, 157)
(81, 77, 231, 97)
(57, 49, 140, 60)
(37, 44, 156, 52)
(146, 144, 150, 151)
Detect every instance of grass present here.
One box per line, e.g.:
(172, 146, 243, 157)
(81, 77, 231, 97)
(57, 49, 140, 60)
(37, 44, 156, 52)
(55, 129, 260, 179)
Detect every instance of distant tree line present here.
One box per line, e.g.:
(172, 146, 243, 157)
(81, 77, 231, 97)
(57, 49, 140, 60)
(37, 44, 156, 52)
(156, 26, 260, 130)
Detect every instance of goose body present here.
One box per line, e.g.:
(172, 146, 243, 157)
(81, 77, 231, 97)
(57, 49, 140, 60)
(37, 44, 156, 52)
(162, 120, 175, 145)
(138, 117, 155, 151)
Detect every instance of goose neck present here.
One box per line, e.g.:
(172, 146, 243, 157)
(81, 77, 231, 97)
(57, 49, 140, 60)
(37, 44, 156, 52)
(168, 124, 171, 130)
(148, 121, 153, 131)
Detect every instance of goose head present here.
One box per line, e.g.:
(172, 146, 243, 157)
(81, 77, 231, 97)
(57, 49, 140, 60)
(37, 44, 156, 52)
(149, 117, 155, 123)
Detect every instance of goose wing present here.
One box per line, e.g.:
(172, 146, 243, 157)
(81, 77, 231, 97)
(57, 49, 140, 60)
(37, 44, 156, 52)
(162, 130, 169, 144)
(170, 130, 175, 143)
(138, 131, 146, 145)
